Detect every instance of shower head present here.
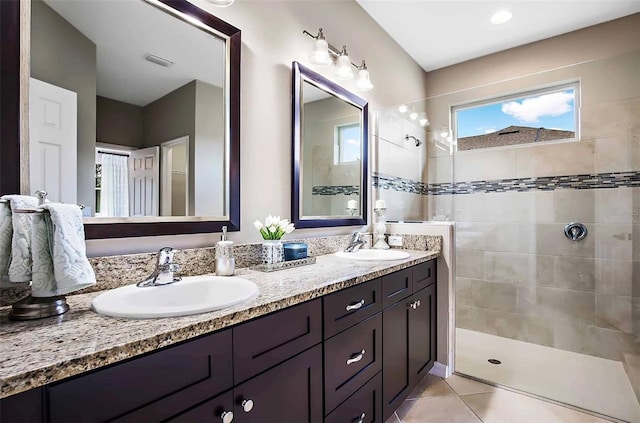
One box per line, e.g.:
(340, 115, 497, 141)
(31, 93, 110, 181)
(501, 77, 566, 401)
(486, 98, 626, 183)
(404, 134, 422, 147)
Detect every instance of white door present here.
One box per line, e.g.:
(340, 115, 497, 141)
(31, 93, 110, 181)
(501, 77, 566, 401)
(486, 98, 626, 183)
(29, 78, 77, 203)
(129, 146, 159, 217)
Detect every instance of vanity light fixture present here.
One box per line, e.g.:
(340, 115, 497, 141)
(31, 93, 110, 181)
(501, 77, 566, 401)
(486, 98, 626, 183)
(303, 28, 374, 91)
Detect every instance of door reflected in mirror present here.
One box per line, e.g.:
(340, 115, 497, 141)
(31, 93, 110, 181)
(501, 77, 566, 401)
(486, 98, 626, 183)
(29, 0, 228, 220)
(292, 62, 368, 229)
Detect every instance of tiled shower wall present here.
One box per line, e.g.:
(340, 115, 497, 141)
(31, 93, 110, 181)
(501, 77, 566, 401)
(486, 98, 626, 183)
(372, 111, 427, 220)
(424, 45, 639, 384)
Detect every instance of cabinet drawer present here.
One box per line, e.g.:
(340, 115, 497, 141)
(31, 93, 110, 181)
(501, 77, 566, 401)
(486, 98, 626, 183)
(324, 278, 382, 339)
(324, 313, 382, 414)
(382, 268, 412, 307)
(325, 373, 382, 423)
(50, 329, 232, 423)
(234, 298, 321, 383)
(413, 259, 435, 292)
(166, 390, 234, 423)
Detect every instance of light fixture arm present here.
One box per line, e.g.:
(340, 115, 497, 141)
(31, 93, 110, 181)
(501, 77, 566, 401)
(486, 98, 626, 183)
(303, 29, 363, 70)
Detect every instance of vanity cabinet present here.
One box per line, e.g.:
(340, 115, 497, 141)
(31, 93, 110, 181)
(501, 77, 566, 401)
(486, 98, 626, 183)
(0, 259, 437, 423)
(382, 262, 437, 420)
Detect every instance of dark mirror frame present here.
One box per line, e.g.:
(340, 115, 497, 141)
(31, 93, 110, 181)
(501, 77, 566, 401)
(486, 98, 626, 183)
(291, 61, 368, 229)
(0, 0, 241, 239)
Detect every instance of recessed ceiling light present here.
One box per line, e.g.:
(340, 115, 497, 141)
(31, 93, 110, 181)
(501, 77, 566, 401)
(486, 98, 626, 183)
(490, 9, 513, 25)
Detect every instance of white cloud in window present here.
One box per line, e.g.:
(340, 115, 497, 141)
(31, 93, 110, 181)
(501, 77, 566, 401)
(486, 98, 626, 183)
(501, 91, 574, 123)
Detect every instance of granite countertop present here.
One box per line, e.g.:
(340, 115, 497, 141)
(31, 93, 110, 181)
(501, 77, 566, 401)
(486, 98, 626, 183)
(0, 250, 439, 399)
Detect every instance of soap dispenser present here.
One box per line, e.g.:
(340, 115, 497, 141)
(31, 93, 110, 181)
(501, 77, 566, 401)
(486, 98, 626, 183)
(215, 226, 235, 276)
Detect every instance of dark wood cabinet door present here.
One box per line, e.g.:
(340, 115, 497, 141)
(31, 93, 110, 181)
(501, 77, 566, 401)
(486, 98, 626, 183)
(233, 345, 322, 423)
(409, 284, 436, 387)
(381, 268, 412, 308)
(234, 299, 322, 383)
(50, 329, 233, 423)
(165, 390, 234, 423)
(0, 387, 43, 423)
(382, 299, 411, 421)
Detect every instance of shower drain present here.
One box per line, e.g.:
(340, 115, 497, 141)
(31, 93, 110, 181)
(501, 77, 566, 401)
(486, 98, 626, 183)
(488, 359, 502, 365)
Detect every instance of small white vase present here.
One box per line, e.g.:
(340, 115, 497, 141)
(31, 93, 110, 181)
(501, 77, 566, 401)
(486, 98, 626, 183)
(262, 240, 284, 264)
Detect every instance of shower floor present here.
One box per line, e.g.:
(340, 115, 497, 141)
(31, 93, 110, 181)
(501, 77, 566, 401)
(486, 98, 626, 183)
(455, 328, 640, 423)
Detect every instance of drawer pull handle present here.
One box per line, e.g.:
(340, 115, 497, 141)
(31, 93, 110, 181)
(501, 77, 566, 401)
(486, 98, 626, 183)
(354, 412, 365, 423)
(220, 411, 234, 423)
(346, 349, 366, 365)
(241, 399, 254, 413)
(346, 299, 365, 311)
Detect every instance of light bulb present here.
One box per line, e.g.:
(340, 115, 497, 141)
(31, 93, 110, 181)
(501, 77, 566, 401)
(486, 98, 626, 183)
(419, 118, 429, 126)
(355, 61, 373, 91)
(398, 105, 408, 113)
(334, 46, 354, 80)
(309, 29, 332, 66)
(409, 112, 418, 121)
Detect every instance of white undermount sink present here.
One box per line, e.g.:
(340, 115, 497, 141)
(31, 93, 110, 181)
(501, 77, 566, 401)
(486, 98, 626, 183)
(92, 275, 259, 319)
(335, 249, 411, 261)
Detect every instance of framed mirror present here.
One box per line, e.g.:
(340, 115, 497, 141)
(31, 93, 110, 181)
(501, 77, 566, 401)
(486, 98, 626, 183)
(291, 61, 368, 228)
(0, 0, 240, 239)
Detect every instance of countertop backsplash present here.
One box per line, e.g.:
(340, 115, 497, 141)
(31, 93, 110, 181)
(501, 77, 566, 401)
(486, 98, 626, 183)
(0, 233, 442, 306)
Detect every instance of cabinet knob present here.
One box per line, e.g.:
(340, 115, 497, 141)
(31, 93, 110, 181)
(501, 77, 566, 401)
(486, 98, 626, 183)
(220, 411, 234, 423)
(346, 299, 365, 311)
(353, 412, 366, 423)
(241, 399, 254, 413)
(346, 349, 366, 365)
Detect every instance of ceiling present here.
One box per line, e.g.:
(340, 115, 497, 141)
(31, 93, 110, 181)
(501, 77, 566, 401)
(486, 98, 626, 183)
(356, 0, 640, 72)
(43, 0, 225, 106)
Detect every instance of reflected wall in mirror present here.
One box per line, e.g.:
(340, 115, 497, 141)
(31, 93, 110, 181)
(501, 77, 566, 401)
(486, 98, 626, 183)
(1, 0, 241, 238)
(292, 61, 368, 228)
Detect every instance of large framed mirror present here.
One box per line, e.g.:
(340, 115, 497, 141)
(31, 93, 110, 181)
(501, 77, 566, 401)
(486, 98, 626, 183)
(0, 0, 240, 239)
(291, 61, 368, 228)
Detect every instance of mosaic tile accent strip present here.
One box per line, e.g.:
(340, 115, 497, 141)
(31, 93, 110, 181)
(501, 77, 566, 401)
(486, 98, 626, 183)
(427, 171, 640, 195)
(312, 185, 360, 195)
(372, 172, 427, 195)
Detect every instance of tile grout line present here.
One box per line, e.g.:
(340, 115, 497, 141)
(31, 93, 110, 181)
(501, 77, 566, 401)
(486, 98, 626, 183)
(442, 378, 486, 423)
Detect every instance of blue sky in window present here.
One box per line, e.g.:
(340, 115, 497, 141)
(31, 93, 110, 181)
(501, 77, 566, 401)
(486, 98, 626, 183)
(456, 89, 575, 138)
(340, 125, 361, 162)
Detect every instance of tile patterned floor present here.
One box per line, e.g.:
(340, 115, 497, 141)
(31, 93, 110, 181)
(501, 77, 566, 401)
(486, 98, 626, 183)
(385, 374, 615, 423)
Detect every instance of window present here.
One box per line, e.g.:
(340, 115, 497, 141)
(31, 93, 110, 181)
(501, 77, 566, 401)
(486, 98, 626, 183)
(453, 82, 579, 152)
(334, 123, 361, 164)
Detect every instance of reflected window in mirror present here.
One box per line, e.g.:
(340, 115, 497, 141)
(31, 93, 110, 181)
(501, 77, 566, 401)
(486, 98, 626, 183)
(0, 0, 242, 238)
(292, 62, 368, 228)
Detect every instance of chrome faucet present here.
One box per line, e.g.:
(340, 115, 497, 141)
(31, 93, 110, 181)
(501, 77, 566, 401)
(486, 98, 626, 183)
(137, 247, 182, 287)
(344, 232, 365, 253)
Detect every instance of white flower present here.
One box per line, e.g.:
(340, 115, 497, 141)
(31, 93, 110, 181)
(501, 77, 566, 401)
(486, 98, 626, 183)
(253, 220, 263, 230)
(284, 223, 295, 234)
(265, 215, 277, 227)
(268, 225, 277, 233)
(278, 219, 290, 230)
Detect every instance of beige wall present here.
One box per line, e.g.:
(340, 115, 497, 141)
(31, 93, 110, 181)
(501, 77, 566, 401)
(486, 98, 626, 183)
(86, 0, 428, 255)
(418, 15, 639, 386)
(96, 96, 144, 149)
(31, 0, 97, 213)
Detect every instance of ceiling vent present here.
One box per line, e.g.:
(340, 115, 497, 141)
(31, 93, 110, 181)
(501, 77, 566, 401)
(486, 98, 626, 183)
(144, 54, 174, 68)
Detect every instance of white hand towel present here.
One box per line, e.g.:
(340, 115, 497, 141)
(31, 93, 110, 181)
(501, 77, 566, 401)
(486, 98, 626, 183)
(0, 201, 12, 283)
(0, 195, 39, 283)
(31, 203, 96, 297)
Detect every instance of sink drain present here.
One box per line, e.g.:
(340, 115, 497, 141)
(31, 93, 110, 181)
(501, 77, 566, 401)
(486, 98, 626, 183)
(488, 359, 502, 365)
